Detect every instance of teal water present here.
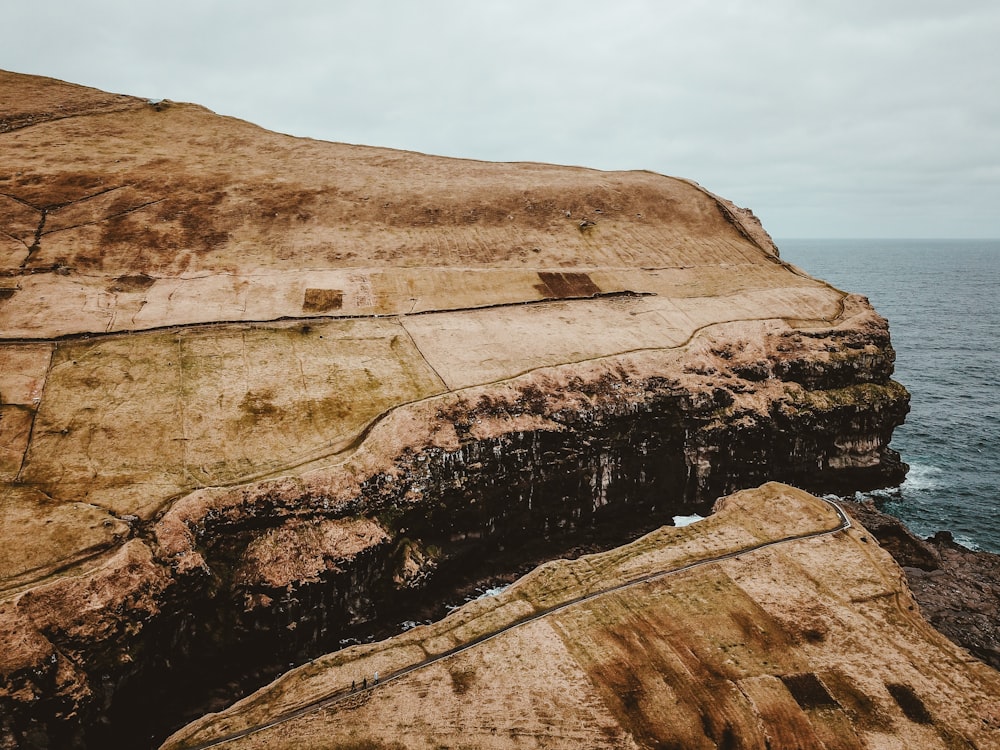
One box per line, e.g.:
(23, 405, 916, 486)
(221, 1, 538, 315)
(779, 239, 1000, 552)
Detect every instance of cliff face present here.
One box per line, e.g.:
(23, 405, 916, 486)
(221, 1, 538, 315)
(0, 71, 910, 748)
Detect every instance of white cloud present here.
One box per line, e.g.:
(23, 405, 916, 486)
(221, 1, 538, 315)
(2, 0, 998, 237)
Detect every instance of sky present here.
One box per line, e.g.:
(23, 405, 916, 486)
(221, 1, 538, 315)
(2, 1, 999, 239)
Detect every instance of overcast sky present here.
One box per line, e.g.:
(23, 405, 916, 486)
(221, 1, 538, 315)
(3, 1, 999, 238)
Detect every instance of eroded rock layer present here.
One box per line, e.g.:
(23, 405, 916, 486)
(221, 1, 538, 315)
(1, 71, 910, 748)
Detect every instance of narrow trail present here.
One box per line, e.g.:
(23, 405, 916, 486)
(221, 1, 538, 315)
(0, 288, 652, 345)
(175, 498, 852, 750)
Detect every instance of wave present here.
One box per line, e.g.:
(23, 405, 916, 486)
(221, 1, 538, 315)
(946, 533, 982, 552)
(900, 463, 944, 493)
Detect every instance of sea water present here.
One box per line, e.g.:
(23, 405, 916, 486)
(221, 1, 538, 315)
(779, 239, 1000, 552)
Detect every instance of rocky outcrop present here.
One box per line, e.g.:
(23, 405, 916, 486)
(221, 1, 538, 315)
(912, 534, 1000, 672)
(1, 70, 912, 749)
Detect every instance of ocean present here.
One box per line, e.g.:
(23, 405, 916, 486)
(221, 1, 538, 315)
(778, 239, 1000, 552)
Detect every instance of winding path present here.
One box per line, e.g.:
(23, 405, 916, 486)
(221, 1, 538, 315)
(176, 498, 852, 750)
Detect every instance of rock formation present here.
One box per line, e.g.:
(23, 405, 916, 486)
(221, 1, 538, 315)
(0, 71, 915, 748)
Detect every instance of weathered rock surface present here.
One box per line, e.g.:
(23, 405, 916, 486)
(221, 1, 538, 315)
(1, 71, 916, 748)
(163, 484, 1000, 750)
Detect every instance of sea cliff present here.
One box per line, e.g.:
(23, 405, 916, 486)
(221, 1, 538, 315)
(0, 71, 926, 748)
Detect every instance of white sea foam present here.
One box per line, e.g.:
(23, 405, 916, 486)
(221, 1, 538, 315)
(949, 534, 982, 551)
(444, 584, 510, 613)
(864, 487, 901, 501)
(673, 514, 705, 527)
(475, 584, 509, 599)
(901, 463, 944, 492)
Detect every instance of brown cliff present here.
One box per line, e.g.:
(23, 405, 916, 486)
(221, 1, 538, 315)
(0, 71, 913, 748)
